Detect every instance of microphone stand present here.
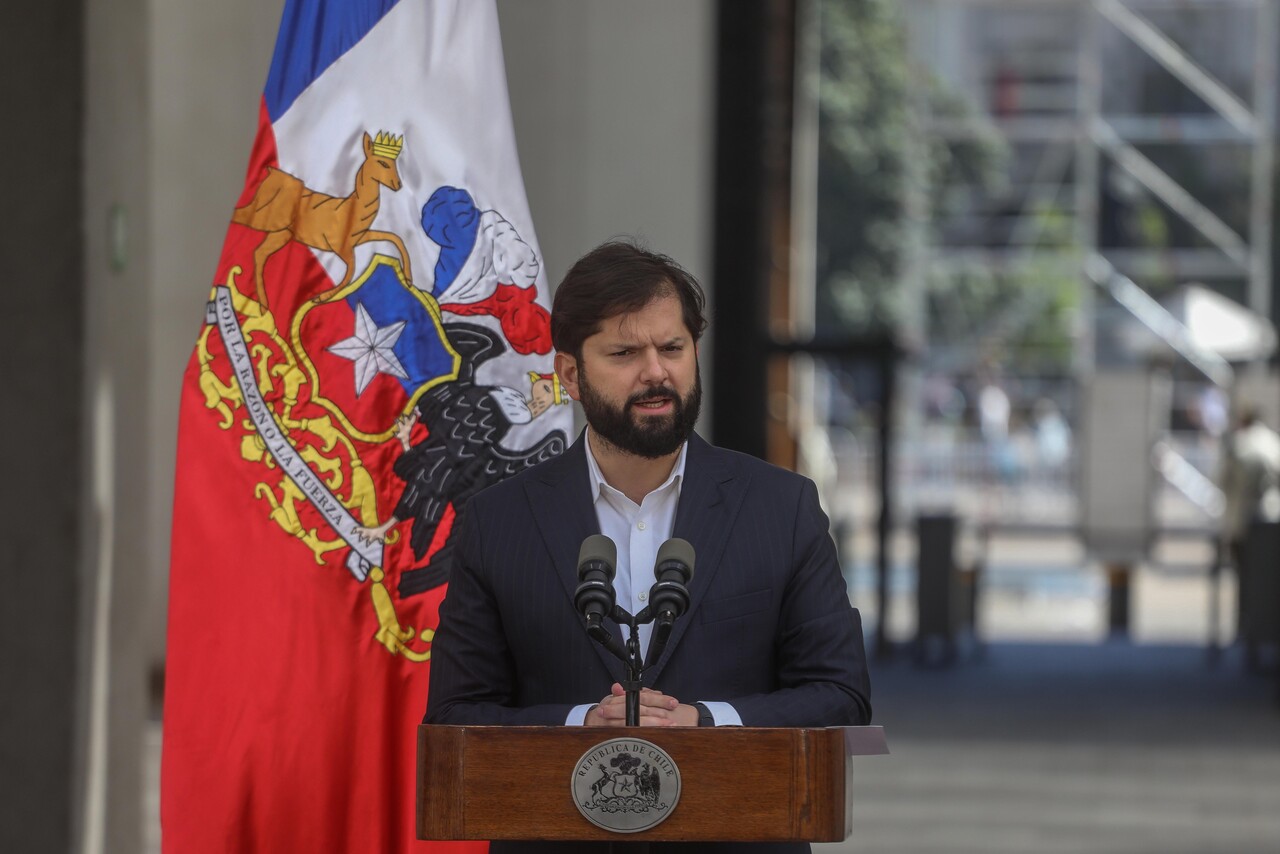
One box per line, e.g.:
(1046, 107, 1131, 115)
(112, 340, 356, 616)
(582, 588, 686, 726)
(608, 605, 652, 727)
(623, 628, 643, 727)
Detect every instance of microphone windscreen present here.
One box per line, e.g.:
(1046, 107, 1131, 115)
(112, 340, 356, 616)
(655, 537, 695, 580)
(578, 534, 618, 580)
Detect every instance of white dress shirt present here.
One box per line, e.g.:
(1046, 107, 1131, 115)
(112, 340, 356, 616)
(566, 431, 742, 727)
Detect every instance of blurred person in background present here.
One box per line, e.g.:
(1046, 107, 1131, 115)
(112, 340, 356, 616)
(1196, 384, 1231, 445)
(1219, 403, 1280, 664)
(1221, 404, 1280, 562)
(977, 370, 1016, 482)
(1032, 398, 1072, 472)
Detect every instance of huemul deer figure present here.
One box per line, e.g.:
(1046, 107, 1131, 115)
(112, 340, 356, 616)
(231, 130, 413, 307)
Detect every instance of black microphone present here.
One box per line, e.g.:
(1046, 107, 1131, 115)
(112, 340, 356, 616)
(573, 534, 618, 630)
(644, 538, 695, 668)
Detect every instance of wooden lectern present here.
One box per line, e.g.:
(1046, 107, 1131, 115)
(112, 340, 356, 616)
(417, 725, 886, 843)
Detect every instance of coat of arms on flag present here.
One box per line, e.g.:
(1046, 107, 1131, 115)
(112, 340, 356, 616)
(198, 134, 568, 657)
(164, 2, 569, 852)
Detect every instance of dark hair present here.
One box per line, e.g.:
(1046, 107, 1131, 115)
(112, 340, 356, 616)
(551, 240, 708, 359)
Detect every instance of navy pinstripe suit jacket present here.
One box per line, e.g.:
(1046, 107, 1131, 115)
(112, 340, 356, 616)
(425, 431, 871, 728)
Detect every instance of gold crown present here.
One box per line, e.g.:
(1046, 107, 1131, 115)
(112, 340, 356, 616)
(529, 371, 568, 405)
(370, 131, 404, 160)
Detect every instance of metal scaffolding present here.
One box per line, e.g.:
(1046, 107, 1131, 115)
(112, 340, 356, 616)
(903, 0, 1278, 380)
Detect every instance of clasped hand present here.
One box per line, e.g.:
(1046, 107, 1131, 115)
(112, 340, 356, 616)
(584, 683, 699, 727)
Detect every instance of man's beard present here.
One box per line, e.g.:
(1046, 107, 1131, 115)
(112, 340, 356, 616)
(579, 365, 702, 459)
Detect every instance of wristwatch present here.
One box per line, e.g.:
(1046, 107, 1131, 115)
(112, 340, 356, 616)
(693, 702, 714, 727)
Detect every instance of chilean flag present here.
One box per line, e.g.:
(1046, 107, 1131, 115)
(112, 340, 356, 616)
(162, 2, 567, 852)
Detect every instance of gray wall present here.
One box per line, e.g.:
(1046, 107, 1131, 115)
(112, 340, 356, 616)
(497, 0, 717, 433)
(79, 1, 153, 850)
(496, 0, 715, 290)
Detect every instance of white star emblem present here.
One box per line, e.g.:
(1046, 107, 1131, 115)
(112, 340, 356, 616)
(327, 302, 410, 396)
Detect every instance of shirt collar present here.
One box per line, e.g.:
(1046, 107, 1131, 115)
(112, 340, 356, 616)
(584, 429, 687, 505)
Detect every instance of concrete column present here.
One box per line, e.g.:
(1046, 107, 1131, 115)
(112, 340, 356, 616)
(0, 2, 85, 851)
(78, 0, 153, 849)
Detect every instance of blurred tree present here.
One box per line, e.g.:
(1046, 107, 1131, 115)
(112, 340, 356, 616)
(816, 0, 1007, 337)
(925, 195, 1082, 373)
(815, 0, 909, 334)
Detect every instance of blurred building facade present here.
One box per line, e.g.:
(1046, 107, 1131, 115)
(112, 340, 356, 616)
(810, 0, 1280, 544)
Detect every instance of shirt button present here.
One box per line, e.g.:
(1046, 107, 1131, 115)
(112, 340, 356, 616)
(637, 521, 646, 531)
(639, 592, 648, 601)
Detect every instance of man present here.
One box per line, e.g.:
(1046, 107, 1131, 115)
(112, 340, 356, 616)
(1220, 404, 1280, 666)
(425, 241, 871, 851)
(1221, 404, 1280, 557)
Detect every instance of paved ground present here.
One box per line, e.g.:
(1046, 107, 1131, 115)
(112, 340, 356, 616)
(812, 529, 1280, 852)
(821, 642, 1280, 854)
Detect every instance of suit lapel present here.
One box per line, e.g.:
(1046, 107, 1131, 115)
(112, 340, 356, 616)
(646, 433, 746, 683)
(523, 432, 626, 682)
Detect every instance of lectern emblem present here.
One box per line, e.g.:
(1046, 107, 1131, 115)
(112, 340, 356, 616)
(571, 738, 682, 833)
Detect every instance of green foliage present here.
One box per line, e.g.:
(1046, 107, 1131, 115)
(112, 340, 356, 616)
(816, 0, 1085, 371)
(815, 0, 909, 334)
(925, 259, 1081, 372)
(922, 80, 1009, 204)
(816, 0, 1008, 336)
